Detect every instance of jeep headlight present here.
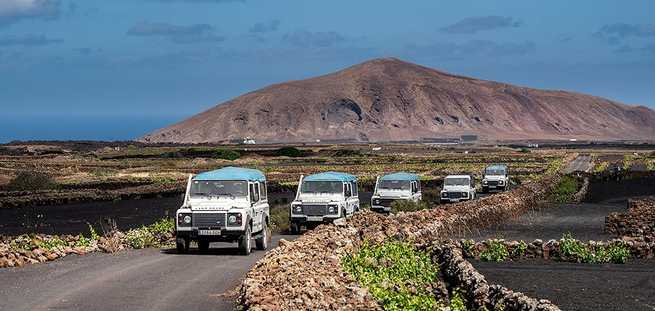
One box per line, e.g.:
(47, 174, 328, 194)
(462, 192, 468, 197)
(498, 180, 505, 185)
(178, 213, 192, 226)
(483, 180, 488, 184)
(227, 213, 242, 226)
(292, 204, 303, 214)
(328, 204, 339, 214)
(441, 192, 447, 198)
(373, 198, 381, 205)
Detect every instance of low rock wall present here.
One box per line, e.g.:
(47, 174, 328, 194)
(606, 197, 655, 238)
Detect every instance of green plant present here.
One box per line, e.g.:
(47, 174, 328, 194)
(519, 148, 531, 153)
(213, 149, 240, 161)
(269, 206, 290, 233)
(6, 170, 58, 191)
(479, 240, 509, 262)
(606, 242, 631, 264)
(149, 217, 175, 236)
(390, 200, 429, 213)
(342, 241, 441, 310)
(549, 175, 579, 203)
(88, 224, 100, 241)
(125, 227, 156, 249)
(559, 233, 594, 262)
(512, 241, 527, 258)
(36, 237, 67, 251)
(448, 288, 470, 311)
(74, 234, 93, 248)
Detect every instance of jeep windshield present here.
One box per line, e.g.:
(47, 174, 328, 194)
(485, 168, 506, 175)
(379, 180, 410, 190)
(444, 178, 469, 186)
(190, 180, 248, 198)
(301, 181, 342, 194)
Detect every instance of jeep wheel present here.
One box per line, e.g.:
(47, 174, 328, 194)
(176, 237, 189, 254)
(290, 222, 300, 235)
(238, 225, 252, 255)
(198, 240, 210, 252)
(255, 221, 270, 250)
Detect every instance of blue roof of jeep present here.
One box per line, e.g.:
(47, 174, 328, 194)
(379, 172, 419, 181)
(303, 171, 357, 182)
(193, 167, 266, 182)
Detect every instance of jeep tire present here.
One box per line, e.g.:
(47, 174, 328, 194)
(255, 221, 270, 250)
(238, 225, 252, 255)
(176, 237, 189, 254)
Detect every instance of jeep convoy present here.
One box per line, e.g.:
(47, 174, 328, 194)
(289, 172, 360, 234)
(175, 167, 270, 255)
(174, 165, 510, 255)
(371, 172, 421, 213)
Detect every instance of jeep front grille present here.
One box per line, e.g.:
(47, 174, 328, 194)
(377, 199, 396, 207)
(302, 204, 328, 216)
(445, 192, 466, 199)
(488, 181, 499, 186)
(192, 213, 226, 228)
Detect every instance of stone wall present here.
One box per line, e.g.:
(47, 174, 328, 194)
(606, 197, 655, 238)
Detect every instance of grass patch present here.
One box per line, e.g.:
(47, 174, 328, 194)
(213, 149, 240, 161)
(390, 200, 429, 213)
(342, 241, 442, 310)
(549, 175, 579, 203)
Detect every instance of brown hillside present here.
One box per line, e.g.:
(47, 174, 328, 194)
(142, 58, 655, 143)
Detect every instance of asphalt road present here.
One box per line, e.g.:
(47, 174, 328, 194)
(0, 235, 295, 311)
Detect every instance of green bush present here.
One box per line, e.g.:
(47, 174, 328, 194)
(605, 242, 631, 264)
(74, 234, 93, 248)
(391, 200, 429, 213)
(550, 175, 579, 203)
(275, 147, 306, 158)
(149, 217, 175, 236)
(269, 206, 290, 233)
(511, 241, 528, 258)
(480, 240, 509, 262)
(519, 148, 531, 153)
(449, 289, 470, 311)
(342, 241, 441, 310)
(125, 227, 156, 249)
(213, 149, 240, 161)
(6, 170, 58, 191)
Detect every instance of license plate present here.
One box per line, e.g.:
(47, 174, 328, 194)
(198, 229, 221, 236)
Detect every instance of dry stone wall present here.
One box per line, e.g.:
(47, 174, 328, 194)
(606, 197, 655, 238)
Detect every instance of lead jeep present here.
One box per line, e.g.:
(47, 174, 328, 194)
(289, 172, 359, 234)
(370, 172, 422, 213)
(440, 175, 476, 204)
(482, 164, 510, 193)
(175, 167, 270, 255)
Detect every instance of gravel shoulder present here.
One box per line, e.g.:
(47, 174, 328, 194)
(0, 235, 295, 311)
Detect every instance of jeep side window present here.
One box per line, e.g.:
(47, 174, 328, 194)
(351, 181, 358, 196)
(261, 181, 267, 200)
(250, 184, 259, 203)
(411, 182, 417, 193)
(344, 183, 352, 197)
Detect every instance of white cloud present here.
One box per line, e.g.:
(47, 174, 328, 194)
(0, 0, 60, 27)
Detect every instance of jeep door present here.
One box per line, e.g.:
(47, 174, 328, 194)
(249, 182, 266, 233)
(348, 181, 360, 214)
(412, 181, 422, 202)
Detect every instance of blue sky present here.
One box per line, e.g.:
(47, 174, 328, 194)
(1, 0, 654, 142)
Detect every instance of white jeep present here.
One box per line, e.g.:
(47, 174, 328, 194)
(440, 175, 476, 204)
(482, 164, 510, 193)
(371, 172, 422, 213)
(175, 167, 270, 255)
(289, 172, 360, 234)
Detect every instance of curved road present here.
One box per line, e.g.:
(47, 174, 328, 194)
(0, 235, 294, 311)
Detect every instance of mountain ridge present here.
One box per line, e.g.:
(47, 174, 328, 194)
(141, 58, 655, 143)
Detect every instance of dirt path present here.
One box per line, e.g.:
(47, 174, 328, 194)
(0, 235, 295, 311)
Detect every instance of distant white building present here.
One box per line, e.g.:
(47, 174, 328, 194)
(243, 137, 257, 145)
